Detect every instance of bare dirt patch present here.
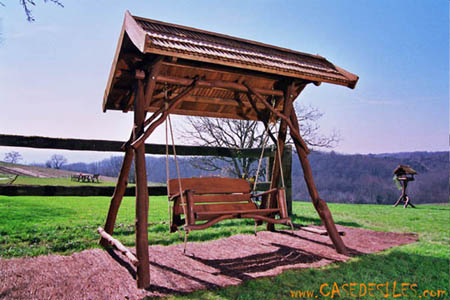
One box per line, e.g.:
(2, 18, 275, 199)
(0, 225, 417, 299)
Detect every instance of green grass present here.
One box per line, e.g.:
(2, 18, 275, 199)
(0, 196, 448, 299)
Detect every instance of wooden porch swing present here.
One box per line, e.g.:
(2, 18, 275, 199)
(98, 11, 359, 289)
(164, 109, 293, 249)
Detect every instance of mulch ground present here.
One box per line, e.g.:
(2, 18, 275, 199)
(0, 225, 417, 299)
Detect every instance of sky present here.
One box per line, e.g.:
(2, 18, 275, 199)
(0, 0, 448, 164)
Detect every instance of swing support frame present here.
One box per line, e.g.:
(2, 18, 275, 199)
(99, 11, 359, 289)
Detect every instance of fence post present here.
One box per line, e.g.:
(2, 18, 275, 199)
(282, 144, 292, 215)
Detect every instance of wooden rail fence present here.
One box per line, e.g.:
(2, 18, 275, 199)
(0, 134, 291, 214)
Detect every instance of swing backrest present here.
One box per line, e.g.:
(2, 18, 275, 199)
(169, 177, 256, 221)
(169, 177, 251, 195)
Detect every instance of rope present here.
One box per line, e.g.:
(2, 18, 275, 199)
(164, 82, 188, 230)
(276, 131, 286, 188)
(167, 113, 188, 227)
(253, 89, 286, 192)
(165, 103, 172, 228)
(269, 91, 286, 188)
(253, 123, 273, 192)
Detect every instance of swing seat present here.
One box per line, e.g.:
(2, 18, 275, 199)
(169, 177, 291, 232)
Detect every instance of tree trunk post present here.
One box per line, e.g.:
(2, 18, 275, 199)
(134, 80, 151, 288)
(290, 109, 349, 255)
(100, 145, 134, 247)
(282, 144, 293, 215)
(267, 82, 295, 231)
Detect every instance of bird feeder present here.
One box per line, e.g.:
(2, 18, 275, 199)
(393, 165, 417, 208)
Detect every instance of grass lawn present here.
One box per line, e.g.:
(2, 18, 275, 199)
(0, 196, 448, 299)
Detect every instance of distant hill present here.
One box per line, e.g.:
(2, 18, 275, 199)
(0, 161, 117, 182)
(58, 150, 448, 205)
(292, 151, 448, 204)
(0, 161, 78, 178)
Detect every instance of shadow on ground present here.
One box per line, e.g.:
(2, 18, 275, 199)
(139, 250, 448, 300)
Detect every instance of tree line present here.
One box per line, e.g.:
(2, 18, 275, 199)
(54, 150, 448, 205)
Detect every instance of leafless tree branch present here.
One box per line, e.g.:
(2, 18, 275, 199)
(17, 0, 64, 22)
(179, 103, 340, 178)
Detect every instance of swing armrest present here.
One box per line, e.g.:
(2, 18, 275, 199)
(251, 188, 278, 198)
(169, 189, 192, 201)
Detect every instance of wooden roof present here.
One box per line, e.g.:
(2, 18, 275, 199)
(393, 165, 418, 175)
(103, 11, 359, 120)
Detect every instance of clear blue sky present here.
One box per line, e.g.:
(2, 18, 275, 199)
(0, 0, 448, 163)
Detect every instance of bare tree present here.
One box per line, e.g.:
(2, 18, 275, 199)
(103, 156, 124, 177)
(291, 104, 340, 148)
(46, 154, 67, 169)
(181, 118, 265, 179)
(180, 103, 340, 178)
(3, 151, 23, 164)
(0, 0, 63, 22)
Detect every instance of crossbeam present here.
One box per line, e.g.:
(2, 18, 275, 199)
(156, 75, 284, 97)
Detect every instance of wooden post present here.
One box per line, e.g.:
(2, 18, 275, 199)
(277, 189, 289, 219)
(290, 108, 349, 255)
(134, 80, 151, 288)
(394, 180, 415, 208)
(282, 145, 293, 215)
(267, 83, 295, 230)
(100, 145, 134, 247)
